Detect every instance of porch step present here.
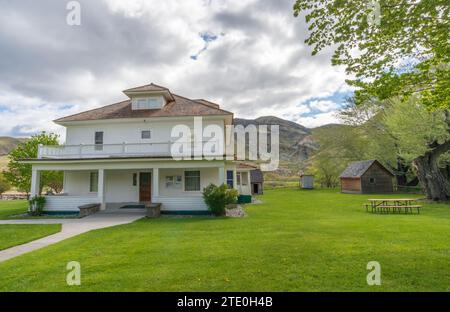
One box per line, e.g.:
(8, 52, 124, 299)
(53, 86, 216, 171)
(100, 208, 146, 214)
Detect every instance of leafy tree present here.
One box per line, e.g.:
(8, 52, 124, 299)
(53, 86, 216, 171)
(293, 0, 449, 109)
(310, 116, 398, 188)
(339, 99, 414, 185)
(0, 173, 10, 194)
(3, 132, 63, 195)
(309, 151, 344, 188)
(383, 97, 449, 199)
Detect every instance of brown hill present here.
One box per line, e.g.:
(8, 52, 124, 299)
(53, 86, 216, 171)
(0, 137, 27, 155)
(233, 116, 318, 162)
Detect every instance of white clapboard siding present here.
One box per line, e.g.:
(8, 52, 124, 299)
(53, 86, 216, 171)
(44, 196, 100, 211)
(153, 196, 207, 211)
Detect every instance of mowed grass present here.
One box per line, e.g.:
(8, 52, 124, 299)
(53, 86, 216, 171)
(0, 200, 28, 219)
(0, 224, 61, 251)
(0, 188, 448, 291)
(0, 200, 61, 251)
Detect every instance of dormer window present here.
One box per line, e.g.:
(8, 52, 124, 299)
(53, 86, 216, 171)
(133, 97, 164, 110)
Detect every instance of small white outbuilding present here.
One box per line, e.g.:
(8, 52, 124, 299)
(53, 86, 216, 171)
(300, 174, 314, 189)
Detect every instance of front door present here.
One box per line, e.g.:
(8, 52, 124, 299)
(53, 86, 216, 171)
(139, 172, 152, 202)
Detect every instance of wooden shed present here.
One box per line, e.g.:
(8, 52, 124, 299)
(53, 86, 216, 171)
(340, 160, 394, 194)
(250, 169, 264, 195)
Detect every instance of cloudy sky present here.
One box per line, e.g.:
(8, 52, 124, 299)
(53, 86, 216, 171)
(0, 0, 352, 138)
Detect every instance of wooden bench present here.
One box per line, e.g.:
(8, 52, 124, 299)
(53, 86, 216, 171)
(365, 199, 422, 214)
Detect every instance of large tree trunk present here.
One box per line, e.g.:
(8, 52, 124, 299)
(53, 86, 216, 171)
(412, 139, 450, 201)
(395, 157, 409, 186)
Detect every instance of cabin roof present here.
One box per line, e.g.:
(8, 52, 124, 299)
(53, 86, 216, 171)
(250, 169, 264, 183)
(340, 160, 394, 178)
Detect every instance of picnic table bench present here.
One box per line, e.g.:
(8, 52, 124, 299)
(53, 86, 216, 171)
(365, 198, 422, 214)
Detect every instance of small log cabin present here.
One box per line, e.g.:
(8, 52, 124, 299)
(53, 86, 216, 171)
(340, 160, 394, 194)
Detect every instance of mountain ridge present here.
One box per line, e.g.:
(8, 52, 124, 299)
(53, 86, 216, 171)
(233, 116, 320, 162)
(0, 137, 27, 155)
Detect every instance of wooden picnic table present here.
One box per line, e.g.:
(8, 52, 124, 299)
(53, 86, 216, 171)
(365, 198, 422, 214)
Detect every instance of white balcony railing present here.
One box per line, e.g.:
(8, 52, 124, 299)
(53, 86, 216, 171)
(37, 141, 223, 159)
(38, 142, 172, 159)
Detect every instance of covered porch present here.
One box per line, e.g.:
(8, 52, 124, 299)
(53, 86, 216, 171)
(29, 159, 237, 214)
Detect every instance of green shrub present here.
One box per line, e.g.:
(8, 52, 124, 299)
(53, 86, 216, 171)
(28, 196, 46, 216)
(0, 173, 11, 194)
(202, 184, 238, 216)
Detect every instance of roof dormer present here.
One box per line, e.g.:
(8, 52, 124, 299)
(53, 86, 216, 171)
(123, 83, 175, 110)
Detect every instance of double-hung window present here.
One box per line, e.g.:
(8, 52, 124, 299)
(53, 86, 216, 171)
(185, 171, 200, 191)
(226, 170, 234, 188)
(95, 131, 103, 151)
(89, 172, 99, 192)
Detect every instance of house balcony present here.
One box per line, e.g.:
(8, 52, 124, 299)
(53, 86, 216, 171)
(37, 141, 225, 159)
(38, 142, 173, 159)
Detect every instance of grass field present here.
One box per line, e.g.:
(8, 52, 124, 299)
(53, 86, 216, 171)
(0, 189, 448, 291)
(0, 200, 28, 219)
(0, 224, 61, 251)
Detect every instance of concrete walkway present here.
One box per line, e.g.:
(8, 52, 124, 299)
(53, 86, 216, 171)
(0, 210, 145, 263)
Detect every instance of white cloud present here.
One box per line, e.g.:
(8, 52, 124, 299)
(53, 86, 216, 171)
(0, 0, 351, 135)
(308, 100, 340, 113)
(294, 111, 340, 128)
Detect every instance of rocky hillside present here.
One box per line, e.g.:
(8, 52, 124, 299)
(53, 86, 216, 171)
(0, 137, 26, 155)
(233, 116, 318, 162)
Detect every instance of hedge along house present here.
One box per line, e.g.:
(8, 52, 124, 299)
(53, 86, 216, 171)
(340, 160, 394, 194)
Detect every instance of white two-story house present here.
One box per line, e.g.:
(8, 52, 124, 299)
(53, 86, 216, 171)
(22, 83, 253, 215)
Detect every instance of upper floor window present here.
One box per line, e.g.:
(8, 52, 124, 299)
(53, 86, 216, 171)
(95, 131, 103, 151)
(141, 130, 151, 139)
(134, 97, 163, 110)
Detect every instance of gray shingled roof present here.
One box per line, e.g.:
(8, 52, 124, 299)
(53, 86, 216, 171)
(250, 169, 264, 183)
(340, 160, 386, 178)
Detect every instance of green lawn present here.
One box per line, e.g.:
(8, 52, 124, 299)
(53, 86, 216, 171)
(0, 200, 28, 219)
(0, 188, 448, 291)
(0, 224, 61, 251)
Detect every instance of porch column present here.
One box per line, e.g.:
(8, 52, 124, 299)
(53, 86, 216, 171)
(233, 170, 237, 189)
(153, 168, 159, 199)
(98, 169, 105, 210)
(30, 168, 41, 198)
(218, 166, 225, 186)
